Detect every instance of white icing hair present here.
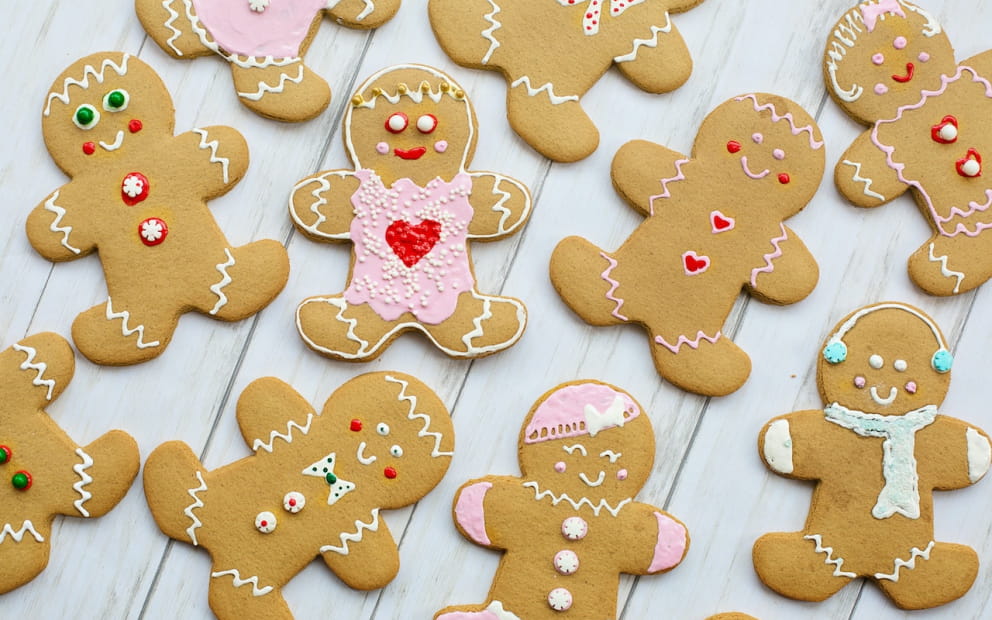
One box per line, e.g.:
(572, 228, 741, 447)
(45, 54, 131, 117)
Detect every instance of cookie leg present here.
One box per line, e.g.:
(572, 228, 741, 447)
(753, 532, 852, 602)
(230, 59, 331, 122)
(875, 542, 978, 610)
(436, 601, 519, 620)
(143, 441, 208, 546)
(59, 431, 140, 519)
(506, 74, 597, 162)
(424, 291, 527, 358)
(295, 294, 397, 361)
(136, 0, 214, 58)
(71, 297, 175, 365)
(650, 328, 751, 396)
(908, 236, 984, 296)
(202, 241, 289, 322)
(428, 0, 504, 65)
(551, 237, 630, 326)
(0, 526, 51, 594)
(209, 570, 291, 620)
(614, 22, 693, 93)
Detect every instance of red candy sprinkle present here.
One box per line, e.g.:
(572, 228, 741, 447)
(82, 142, 96, 155)
(0, 445, 10, 463)
(350, 419, 363, 432)
(726, 140, 742, 154)
(778, 173, 791, 185)
(384, 467, 398, 479)
(385, 219, 442, 267)
(129, 119, 143, 134)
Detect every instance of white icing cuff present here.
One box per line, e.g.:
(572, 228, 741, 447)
(763, 419, 794, 474)
(966, 428, 991, 483)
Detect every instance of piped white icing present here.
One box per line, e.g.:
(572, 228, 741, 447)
(966, 428, 991, 483)
(0, 521, 45, 544)
(614, 14, 673, 63)
(11, 343, 56, 401)
(874, 540, 935, 581)
(927, 243, 964, 294)
(319, 508, 380, 555)
(804, 533, 856, 578)
(211, 568, 273, 596)
(236, 64, 305, 101)
(522, 480, 630, 517)
(510, 77, 578, 105)
(43, 191, 81, 255)
(71, 448, 94, 517)
(208, 248, 236, 315)
(384, 375, 453, 458)
(763, 419, 794, 474)
(45, 55, 130, 116)
(480, 0, 502, 64)
(192, 128, 231, 184)
(252, 413, 315, 453)
(290, 171, 353, 240)
(105, 297, 161, 349)
(184, 471, 208, 546)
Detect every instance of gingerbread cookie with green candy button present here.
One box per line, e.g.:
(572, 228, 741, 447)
(290, 64, 531, 362)
(27, 52, 289, 366)
(434, 381, 688, 620)
(827, 0, 992, 295)
(0, 332, 139, 594)
(143, 372, 454, 620)
(754, 302, 992, 610)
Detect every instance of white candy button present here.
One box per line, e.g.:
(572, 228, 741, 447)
(554, 550, 579, 575)
(547, 587, 573, 611)
(561, 516, 588, 541)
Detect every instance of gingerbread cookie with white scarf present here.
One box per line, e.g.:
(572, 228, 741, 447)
(435, 381, 688, 619)
(290, 64, 530, 362)
(136, 0, 401, 121)
(429, 0, 706, 162)
(144, 372, 453, 620)
(0, 333, 139, 593)
(754, 302, 992, 609)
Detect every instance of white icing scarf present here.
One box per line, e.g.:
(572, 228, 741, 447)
(824, 403, 937, 519)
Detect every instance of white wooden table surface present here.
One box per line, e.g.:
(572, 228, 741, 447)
(3, 1, 992, 618)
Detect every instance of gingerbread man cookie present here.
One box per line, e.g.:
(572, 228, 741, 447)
(551, 94, 823, 396)
(0, 332, 139, 594)
(136, 0, 401, 121)
(429, 0, 706, 162)
(28, 53, 290, 366)
(434, 381, 688, 619)
(827, 1, 992, 295)
(290, 64, 531, 362)
(144, 372, 453, 619)
(754, 303, 992, 610)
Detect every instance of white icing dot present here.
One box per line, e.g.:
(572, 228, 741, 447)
(390, 444, 403, 457)
(283, 492, 306, 513)
(894, 359, 908, 372)
(417, 114, 438, 133)
(869, 354, 884, 369)
(939, 124, 958, 142)
(961, 158, 982, 177)
(387, 113, 408, 133)
(377, 423, 390, 436)
(255, 511, 277, 533)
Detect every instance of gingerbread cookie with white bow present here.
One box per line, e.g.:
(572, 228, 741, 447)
(429, 0, 706, 162)
(28, 53, 289, 366)
(290, 64, 531, 362)
(435, 381, 688, 620)
(136, 0, 401, 121)
(551, 94, 823, 396)
(0, 333, 139, 594)
(144, 372, 453, 620)
(754, 302, 992, 610)
(827, 0, 992, 295)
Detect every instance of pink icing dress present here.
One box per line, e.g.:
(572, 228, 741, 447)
(191, 0, 327, 58)
(345, 170, 475, 324)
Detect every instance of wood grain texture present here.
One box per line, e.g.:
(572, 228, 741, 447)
(1, 1, 991, 618)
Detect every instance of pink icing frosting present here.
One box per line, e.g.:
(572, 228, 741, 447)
(191, 0, 327, 58)
(523, 383, 639, 444)
(860, 0, 905, 33)
(454, 482, 492, 546)
(648, 512, 687, 572)
(345, 170, 475, 323)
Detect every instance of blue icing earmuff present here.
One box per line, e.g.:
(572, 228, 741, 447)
(822, 341, 847, 364)
(932, 349, 953, 373)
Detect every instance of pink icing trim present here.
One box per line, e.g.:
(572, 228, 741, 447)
(734, 94, 824, 150)
(191, 0, 326, 58)
(523, 383, 640, 444)
(934, 190, 992, 224)
(648, 512, 687, 572)
(599, 252, 629, 321)
(648, 158, 691, 215)
(740, 156, 770, 180)
(654, 330, 721, 354)
(860, 0, 905, 33)
(749, 223, 788, 286)
(455, 482, 492, 546)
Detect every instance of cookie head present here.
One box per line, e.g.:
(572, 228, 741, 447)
(345, 65, 476, 187)
(824, 1, 954, 122)
(818, 303, 952, 412)
(42, 53, 174, 176)
(519, 382, 654, 504)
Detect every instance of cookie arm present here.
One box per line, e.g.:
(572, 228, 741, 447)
(466, 172, 532, 240)
(0, 333, 75, 410)
(759, 411, 825, 481)
(612, 140, 690, 217)
(617, 503, 689, 575)
(56, 430, 140, 519)
(613, 14, 693, 94)
(26, 186, 97, 261)
(745, 226, 819, 305)
(835, 131, 908, 208)
(235, 378, 318, 455)
(452, 476, 524, 550)
(925, 416, 992, 491)
(174, 126, 249, 198)
(289, 170, 360, 242)
(326, 0, 400, 29)
(320, 514, 400, 590)
(961, 51, 992, 77)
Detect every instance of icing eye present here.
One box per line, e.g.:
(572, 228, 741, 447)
(893, 36, 908, 50)
(349, 419, 363, 432)
(932, 350, 953, 373)
(872, 53, 885, 66)
(752, 133, 763, 144)
(869, 354, 884, 369)
(377, 423, 390, 436)
(894, 359, 908, 372)
(931, 116, 959, 144)
(73, 104, 100, 130)
(385, 112, 408, 134)
(726, 140, 742, 154)
(103, 89, 130, 112)
(417, 114, 438, 134)
(255, 511, 277, 534)
(390, 445, 403, 457)
(11, 470, 32, 490)
(823, 341, 847, 364)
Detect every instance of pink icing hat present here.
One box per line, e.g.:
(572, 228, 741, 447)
(523, 383, 640, 444)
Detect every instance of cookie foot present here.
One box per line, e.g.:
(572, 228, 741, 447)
(908, 240, 977, 296)
(650, 330, 750, 396)
(64, 431, 139, 519)
(436, 601, 521, 620)
(144, 441, 209, 546)
(209, 568, 291, 620)
(204, 241, 289, 321)
(551, 237, 629, 326)
(295, 295, 395, 361)
(72, 298, 172, 366)
(0, 528, 50, 595)
(875, 542, 978, 610)
(506, 79, 597, 162)
(753, 532, 852, 602)
(428, 292, 526, 358)
(230, 59, 331, 122)
(136, 0, 214, 58)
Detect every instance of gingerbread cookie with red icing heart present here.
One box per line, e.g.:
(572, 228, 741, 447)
(550, 93, 823, 396)
(136, 0, 401, 121)
(27, 53, 289, 366)
(429, 0, 706, 162)
(0, 332, 139, 594)
(144, 372, 454, 619)
(754, 302, 992, 610)
(290, 64, 531, 362)
(827, 0, 992, 295)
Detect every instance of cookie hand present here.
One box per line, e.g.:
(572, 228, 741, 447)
(27, 187, 97, 261)
(175, 126, 249, 198)
(319, 513, 400, 590)
(326, 0, 401, 29)
(236, 378, 317, 455)
(467, 173, 532, 240)
(745, 226, 819, 305)
(289, 170, 361, 241)
(835, 132, 907, 208)
(612, 140, 690, 217)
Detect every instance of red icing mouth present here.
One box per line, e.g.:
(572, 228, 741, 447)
(394, 147, 427, 160)
(892, 63, 915, 83)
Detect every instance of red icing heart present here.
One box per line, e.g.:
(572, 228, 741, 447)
(682, 251, 710, 275)
(710, 210, 734, 233)
(386, 219, 442, 267)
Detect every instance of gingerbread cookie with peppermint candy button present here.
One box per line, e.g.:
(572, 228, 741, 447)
(136, 0, 401, 121)
(434, 380, 688, 620)
(550, 93, 823, 396)
(429, 0, 706, 162)
(827, 0, 992, 295)
(290, 64, 531, 362)
(27, 53, 289, 366)
(0, 332, 139, 594)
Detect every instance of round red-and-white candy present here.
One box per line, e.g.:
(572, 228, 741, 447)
(283, 492, 306, 513)
(121, 172, 150, 205)
(139, 217, 168, 246)
(255, 511, 277, 533)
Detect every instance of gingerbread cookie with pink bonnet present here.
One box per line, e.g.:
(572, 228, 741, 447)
(828, 0, 992, 295)
(434, 381, 688, 619)
(290, 64, 531, 362)
(551, 93, 823, 396)
(136, 0, 401, 121)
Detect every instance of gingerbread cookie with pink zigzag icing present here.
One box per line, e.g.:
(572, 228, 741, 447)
(550, 93, 823, 396)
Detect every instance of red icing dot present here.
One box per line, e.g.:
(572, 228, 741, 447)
(350, 419, 363, 432)
(128, 119, 143, 134)
(385, 219, 442, 267)
(778, 173, 791, 185)
(384, 466, 398, 479)
(260, 520, 268, 527)
(82, 142, 96, 155)
(726, 140, 742, 154)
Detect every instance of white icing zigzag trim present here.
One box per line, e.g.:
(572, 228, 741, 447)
(804, 534, 856, 578)
(841, 159, 885, 201)
(319, 508, 380, 555)
(468, 174, 531, 239)
(290, 171, 353, 240)
(237, 64, 305, 102)
(874, 540, 935, 581)
(211, 568, 273, 597)
(72, 448, 94, 517)
(385, 375, 453, 458)
(357, 0, 374, 20)
(209, 249, 236, 315)
(105, 298, 161, 349)
(927, 243, 964, 294)
(192, 128, 231, 184)
(44, 191, 81, 255)
(184, 471, 208, 546)
(162, 0, 184, 55)
(0, 521, 44, 544)
(523, 480, 630, 517)
(45, 55, 130, 116)
(510, 77, 579, 105)
(614, 14, 673, 63)
(11, 343, 56, 401)
(252, 413, 315, 453)
(655, 330, 721, 354)
(481, 0, 503, 64)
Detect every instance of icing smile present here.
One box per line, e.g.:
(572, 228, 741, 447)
(870, 385, 898, 406)
(394, 147, 427, 160)
(356, 442, 377, 465)
(892, 62, 915, 83)
(740, 156, 770, 180)
(578, 471, 605, 487)
(99, 130, 125, 152)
